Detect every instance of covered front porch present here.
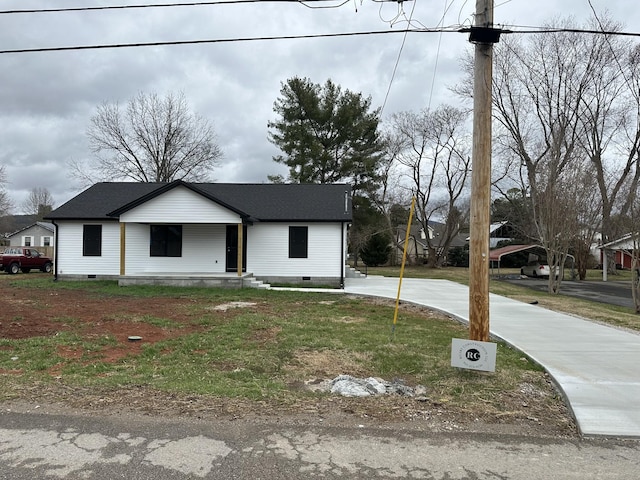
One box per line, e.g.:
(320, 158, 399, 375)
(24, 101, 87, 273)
(119, 222, 248, 277)
(118, 271, 266, 288)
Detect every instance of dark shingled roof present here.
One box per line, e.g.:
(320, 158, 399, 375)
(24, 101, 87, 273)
(47, 181, 353, 222)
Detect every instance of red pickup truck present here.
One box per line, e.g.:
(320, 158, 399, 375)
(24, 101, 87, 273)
(0, 247, 53, 274)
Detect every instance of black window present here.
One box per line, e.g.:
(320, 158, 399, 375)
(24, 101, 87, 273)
(289, 226, 308, 258)
(150, 225, 182, 257)
(83, 225, 102, 256)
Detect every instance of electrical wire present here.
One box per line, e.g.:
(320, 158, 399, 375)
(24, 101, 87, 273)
(0, 0, 352, 15)
(379, 0, 417, 116)
(457, 0, 471, 27)
(427, 0, 456, 111)
(502, 27, 640, 36)
(494, 0, 513, 9)
(587, 0, 636, 93)
(3, 24, 639, 56)
(0, 28, 443, 55)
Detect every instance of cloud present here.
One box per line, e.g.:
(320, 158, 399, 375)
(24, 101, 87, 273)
(0, 0, 636, 211)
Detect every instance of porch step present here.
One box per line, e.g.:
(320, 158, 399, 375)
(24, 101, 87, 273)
(243, 276, 271, 289)
(345, 266, 366, 278)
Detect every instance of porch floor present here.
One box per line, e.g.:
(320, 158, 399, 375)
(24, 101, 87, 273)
(119, 272, 255, 288)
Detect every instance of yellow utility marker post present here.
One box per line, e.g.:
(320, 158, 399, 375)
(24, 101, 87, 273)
(391, 196, 416, 340)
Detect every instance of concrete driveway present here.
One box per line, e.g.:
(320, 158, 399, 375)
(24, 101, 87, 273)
(344, 276, 640, 438)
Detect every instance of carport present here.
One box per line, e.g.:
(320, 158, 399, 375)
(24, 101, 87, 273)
(489, 244, 575, 278)
(489, 244, 542, 275)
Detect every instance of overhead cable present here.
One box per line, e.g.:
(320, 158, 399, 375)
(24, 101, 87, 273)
(0, 0, 351, 15)
(0, 28, 433, 55)
(3, 25, 640, 55)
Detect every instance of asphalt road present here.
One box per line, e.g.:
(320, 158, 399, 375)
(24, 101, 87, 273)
(1, 406, 639, 479)
(501, 276, 635, 308)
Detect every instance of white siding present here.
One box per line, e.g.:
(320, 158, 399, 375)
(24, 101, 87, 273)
(119, 186, 242, 224)
(124, 223, 227, 274)
(56, 221, 120, 276)
(56, 219, 346, 280)
(247, 223, 344, 278)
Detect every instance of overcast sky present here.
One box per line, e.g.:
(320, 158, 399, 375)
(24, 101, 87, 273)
(1, 0, 639, 213)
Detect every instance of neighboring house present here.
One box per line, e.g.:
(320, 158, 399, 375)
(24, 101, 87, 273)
(488, 221, 517, 247)
(46, 181, 352, 288)
(395, 222, 466, 265)
(7, 222, 55, 248)
(466, 221, 516, 248)
(394, 225, 432, 264)
(600, 233, 639, 271)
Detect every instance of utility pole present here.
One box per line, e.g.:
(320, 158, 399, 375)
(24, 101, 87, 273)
(468, 0, 498, 341)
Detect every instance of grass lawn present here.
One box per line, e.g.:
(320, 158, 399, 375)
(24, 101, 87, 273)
(0, 274, 574, 434)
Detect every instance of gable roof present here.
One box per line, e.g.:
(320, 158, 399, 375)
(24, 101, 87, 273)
(46, 181, 353, 222)
(107, 181, 250, 219)
(601, 233, 639, 250)
(7, 221, 55, 238)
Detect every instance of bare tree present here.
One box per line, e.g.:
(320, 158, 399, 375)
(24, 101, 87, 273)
(630, 211, 640, 314)
(0, 166, 13, 232)
(491, 23, 609, 293)
(457, 16, 640, 291)
(633, 240, 640, 314)
(570, 170, 602, 280)
(538, 158, 597, 289)
(372, 127, 412, 265)
(79, 91, 222, 183)
(0, 166, 11, 212)
(21, 187, 55, 220)
(390, 105, 471, 267)
(577, 21, 640, 275)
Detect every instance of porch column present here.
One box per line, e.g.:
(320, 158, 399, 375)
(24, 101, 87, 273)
(237, 222, 243, 276)
(120, 223, 126, 275)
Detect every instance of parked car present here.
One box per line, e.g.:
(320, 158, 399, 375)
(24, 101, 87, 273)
(0, 247, 53, 274)
(520, 260, 558, 278)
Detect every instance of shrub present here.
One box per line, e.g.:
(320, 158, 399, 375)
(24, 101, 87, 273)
(360, 233, 392, 267)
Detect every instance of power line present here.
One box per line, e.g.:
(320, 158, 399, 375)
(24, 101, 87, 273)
(0, 0, 352, 15)
(459, 25, 640, 37)
(2, 24, 640, 56)
(497, 26, 640, 37)
(0, 28, 436, 55)
(427, 0, 457, 111)
(380, 0, 417, 115)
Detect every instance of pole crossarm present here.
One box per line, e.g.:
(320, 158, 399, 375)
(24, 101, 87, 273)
(461, 26, 503, 44)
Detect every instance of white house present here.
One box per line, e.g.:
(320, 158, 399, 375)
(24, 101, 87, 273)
(8, 222, 55, 248)
(46, 181, 352, 288)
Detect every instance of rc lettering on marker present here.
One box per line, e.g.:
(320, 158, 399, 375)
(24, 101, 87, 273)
(465, 349, 481, 361)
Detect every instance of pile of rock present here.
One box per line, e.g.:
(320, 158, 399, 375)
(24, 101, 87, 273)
(306, 375, 427, 399)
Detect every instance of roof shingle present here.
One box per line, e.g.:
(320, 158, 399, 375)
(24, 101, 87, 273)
(47, 181, 353, 222)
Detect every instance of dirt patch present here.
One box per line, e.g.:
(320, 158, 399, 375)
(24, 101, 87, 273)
(286, 350, 372, 378)
(1, 282, 204, 366)
(1, 288, 195, 340)
(208, 301, 257, 312)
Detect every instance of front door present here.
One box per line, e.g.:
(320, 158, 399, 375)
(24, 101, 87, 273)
(226, 225, 247, 272)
